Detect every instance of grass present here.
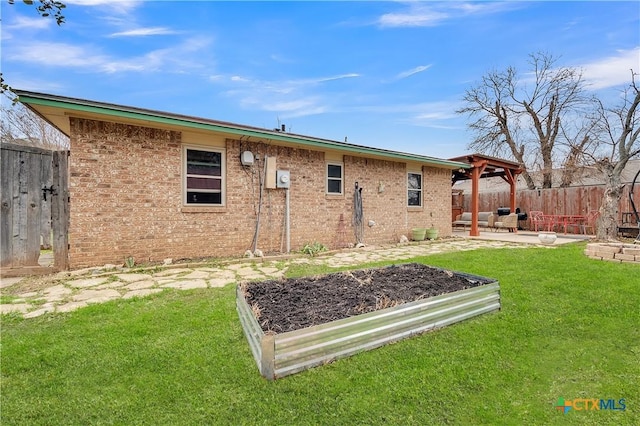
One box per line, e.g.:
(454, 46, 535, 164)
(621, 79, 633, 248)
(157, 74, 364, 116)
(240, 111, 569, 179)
(1, 243, 638, 425)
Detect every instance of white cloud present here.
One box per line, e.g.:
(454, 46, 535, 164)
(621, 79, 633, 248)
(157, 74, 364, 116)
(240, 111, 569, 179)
(355, 100, 462, 129)
(377, 2, 522, 28)
(317, 73, 360, 82)
(5, 15, 52, 30)
(65, 0, 140, 14)
(218, 73, 360, 118)
(6, 37, 213, 74)
(581, 47, 640, 90)
(109, 27, 179, 37)
(395, 65, 432, 80)
(378, 8, 448, 28)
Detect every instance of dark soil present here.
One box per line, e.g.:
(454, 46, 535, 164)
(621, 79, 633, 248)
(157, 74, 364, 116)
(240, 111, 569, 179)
(243, 263, 494, 333)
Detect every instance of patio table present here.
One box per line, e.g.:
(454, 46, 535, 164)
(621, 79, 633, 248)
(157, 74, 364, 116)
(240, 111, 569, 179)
(543, 214, 587, 234)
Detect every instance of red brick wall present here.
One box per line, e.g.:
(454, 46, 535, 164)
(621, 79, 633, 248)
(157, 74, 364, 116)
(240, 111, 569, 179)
(68, 118, 453, 268)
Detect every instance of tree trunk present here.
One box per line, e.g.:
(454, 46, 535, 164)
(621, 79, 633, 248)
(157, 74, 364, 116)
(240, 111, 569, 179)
(521, 170, 536, 190)
(597, 177, 623, 241)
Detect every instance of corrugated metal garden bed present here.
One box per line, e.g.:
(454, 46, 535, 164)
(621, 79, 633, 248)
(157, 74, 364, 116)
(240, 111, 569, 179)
(237, 263, 500, 380)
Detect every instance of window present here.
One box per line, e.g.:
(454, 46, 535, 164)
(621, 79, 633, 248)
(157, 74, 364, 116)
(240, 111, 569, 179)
(326, 162, 343, 195)
(407, 172, 422, 206)
(184, 147, 225, 205)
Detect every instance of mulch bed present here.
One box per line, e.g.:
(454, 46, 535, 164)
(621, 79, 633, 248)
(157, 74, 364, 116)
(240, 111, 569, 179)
(243, 263, 493, 333)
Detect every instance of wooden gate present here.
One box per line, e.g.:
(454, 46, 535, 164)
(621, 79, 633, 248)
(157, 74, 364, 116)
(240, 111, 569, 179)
(1, 143, 69, 276)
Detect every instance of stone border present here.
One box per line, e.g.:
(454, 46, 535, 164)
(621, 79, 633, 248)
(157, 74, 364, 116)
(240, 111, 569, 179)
(584, 243, 640, 263)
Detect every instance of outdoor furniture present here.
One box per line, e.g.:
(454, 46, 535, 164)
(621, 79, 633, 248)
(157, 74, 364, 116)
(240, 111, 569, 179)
(541, 215, 559, 232)
(551, 214, 587, 234)
(490, 213, 518, 232)
(531, 212, 588, 234)
(617, 211, 639, 237)
(529, 211, 546, 231)
(452, 212, 494, 229)
(579, 211, 599, 235)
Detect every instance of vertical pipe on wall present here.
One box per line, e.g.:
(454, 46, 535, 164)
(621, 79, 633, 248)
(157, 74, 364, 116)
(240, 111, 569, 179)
(252, 156, 268, 253)
(285, 187, 290, 253)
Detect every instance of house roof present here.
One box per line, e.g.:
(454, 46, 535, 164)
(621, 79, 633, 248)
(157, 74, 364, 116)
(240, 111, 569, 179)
(15, 90, 469, 170)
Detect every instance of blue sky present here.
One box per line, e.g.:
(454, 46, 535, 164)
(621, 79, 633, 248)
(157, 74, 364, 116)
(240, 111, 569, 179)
(2, 1, 639, 159)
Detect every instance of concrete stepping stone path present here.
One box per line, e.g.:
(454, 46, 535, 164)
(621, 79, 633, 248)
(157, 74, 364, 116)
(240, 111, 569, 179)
(1, 239, 532, 318)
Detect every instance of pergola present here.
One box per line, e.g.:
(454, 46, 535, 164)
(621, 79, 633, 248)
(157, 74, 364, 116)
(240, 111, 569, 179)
(450, 154, 523, 236)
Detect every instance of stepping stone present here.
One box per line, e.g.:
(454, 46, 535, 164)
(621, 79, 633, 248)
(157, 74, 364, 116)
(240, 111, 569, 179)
(56, 301, 88, 313)
(257, 267, 280, 275)
(161, 280, 207, 290)
(198, 267, 223, 273)
(152, 268, 193, 277)
(209, 270, 235, 280)
(235, 267, 257, 276)
(73, 289, 121, 303)
(95, 282, 128, 289)
(24, 305, 56, 319)
(122, 289, 164, 299)
(124, 280, 156, 290)
(226, 264, 245, 270)
(17, 291, 39, 298)
(68, 277, 110, 288)
(115, 273, 151, 283)
(209, 278, 235, 288)
(0, 277, 23, 289)
(43, 285, 73, 301)
(181, 270, 211, 280)
(0, 303, 31, 314)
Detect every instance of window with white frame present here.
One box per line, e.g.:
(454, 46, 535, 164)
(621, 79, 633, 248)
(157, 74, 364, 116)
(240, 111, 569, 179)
(184, 146, 225, 205)
(407, 172, 422, 206)
(326, 162, 343, 194)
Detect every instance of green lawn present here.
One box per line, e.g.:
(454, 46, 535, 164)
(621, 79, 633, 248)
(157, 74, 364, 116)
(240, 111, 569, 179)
(1, 243, 638, 425)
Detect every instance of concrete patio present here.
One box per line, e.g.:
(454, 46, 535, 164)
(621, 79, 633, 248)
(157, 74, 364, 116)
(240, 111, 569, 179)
(452, 229, 593, 245)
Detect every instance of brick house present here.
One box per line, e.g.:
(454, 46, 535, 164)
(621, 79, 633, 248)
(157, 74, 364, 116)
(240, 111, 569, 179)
(17, 91, 468, 269)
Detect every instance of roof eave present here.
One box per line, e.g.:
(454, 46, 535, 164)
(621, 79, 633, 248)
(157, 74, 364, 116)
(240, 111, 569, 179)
(16, 90, 470, 169)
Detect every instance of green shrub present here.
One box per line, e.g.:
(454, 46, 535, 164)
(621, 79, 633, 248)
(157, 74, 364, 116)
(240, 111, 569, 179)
(300, 242, 327, 256)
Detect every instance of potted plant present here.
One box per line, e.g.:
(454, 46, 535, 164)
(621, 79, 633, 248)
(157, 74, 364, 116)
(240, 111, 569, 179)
(425, 225, 439, 240)
(411, 228, 427, 241)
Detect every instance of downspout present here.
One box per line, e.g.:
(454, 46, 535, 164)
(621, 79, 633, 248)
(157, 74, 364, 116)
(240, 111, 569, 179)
(251, 156, 268, 253)
(285, 187, 290, 253)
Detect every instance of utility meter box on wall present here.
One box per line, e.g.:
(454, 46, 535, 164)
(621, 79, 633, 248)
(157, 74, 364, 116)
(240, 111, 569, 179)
(276, 170, 291, 189)
(265, 156, 277, 188)
(240, 151, 254, 166)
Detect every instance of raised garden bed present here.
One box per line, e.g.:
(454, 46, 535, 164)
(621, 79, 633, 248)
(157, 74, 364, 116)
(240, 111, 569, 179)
(236, 263, 500, 380)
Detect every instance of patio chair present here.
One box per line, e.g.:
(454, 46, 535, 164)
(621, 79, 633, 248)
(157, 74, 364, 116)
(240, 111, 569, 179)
(580, 211, 600, 235)
(529, 211, 545, 231)
(491, 213, 518, 232)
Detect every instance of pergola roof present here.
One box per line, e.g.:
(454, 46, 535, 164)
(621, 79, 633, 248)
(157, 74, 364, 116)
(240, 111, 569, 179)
(449, 154, 523, 236)
(450, 153, 522, 183)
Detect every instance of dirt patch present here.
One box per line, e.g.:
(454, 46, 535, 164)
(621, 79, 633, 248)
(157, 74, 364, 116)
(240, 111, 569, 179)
(243, 263, 493, 333)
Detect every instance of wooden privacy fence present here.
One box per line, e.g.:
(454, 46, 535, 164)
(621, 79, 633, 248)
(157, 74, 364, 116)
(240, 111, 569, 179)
(1, 143, 69, 274)
(461, 185, 640, 227)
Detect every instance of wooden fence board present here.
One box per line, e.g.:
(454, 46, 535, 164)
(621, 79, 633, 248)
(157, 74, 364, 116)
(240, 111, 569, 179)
(52, 150, 69, 270)
(0, 148, 14, 267)
(461, 185, 640, 228)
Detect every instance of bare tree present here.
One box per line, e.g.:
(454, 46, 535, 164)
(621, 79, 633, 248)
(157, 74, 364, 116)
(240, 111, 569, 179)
(586, 71, 640, 240)
(458, 52, 589, 189)
(1, 103, 69, 150)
